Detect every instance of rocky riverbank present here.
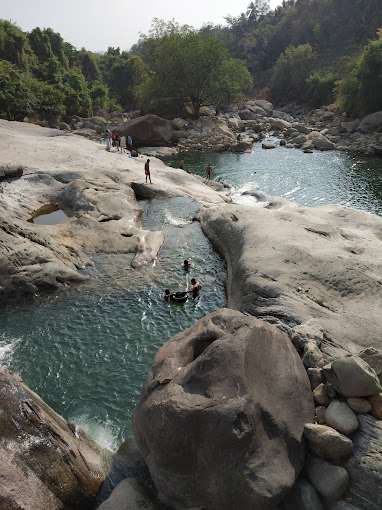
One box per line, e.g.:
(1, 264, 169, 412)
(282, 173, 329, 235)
(54, 100, 382, 157)
(1, 119, 382, 510)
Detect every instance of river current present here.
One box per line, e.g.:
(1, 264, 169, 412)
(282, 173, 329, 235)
(0, 139, 381, 449)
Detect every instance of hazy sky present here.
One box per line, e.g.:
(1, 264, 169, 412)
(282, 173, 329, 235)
(1, 0, 282, 53)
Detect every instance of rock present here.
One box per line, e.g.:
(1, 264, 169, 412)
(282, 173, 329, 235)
(304, 423, 354, 460)
(313, 383, 330, 406)
(254, 99, 273, 115)
(327, 383, 337, 399)
(292, 319, 324, 349)
(73, 128, 99, 138)
(290, 134, 308, 146)
(133, 309, 314, 510)
(296, 124, 311, 135)
(346, 397, 372, 414)
(358, 347, 382, 381)
(315, 406, 327, 425)
(373, 144, 382, 155)
(269, 118, 291, 131)
(283, 477, 324, 510)
(358, 111, 382, 133)
(325, 402, 359, 435)
(262, 142, 277, 149)
(0, 164, 24, 181)
(326, 500, 359, 510)
(341, 120, 360, 133)
(302, 342, 326, 368)
(238, 109, 258, 120)
(307, 368, 324, 390)
(341, 414, 382, 509)
(303, 148, 314, 153)
(324, 355, 382, 397)
(58, 122, 71, 131)
(367, 393, 382, 419)
(314, 137, 335, 150)
(97, 479, 160, 510)
(305, 456, 349, 503)
(322, 112, 336, 121)
(120, 114, 174, 146)
(0, 367, 111, 509)
(196, 202, 382, 354)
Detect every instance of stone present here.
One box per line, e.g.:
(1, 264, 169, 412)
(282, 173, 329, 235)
(315, 406, 327, 425)
(262, 142, 277, 149)
(304, 423, 354, 460)
(346, 397, 372, 414)
(358, 111, 382, 133)
(367, 393, 382, 420)
(196, 202, 382, 355)
(305, 456, 349, 503)
(326, 500, 359, 510)
(254, 99, 273, 115)
(341, 414, 382, 510)
(97, 479, 160, 510)
(270, 118, 291, 131)
(327, 384, 337, 399)
(322, 112, 336, 121)
(307, 368, 324, 390)
(0, 367, 112, 509)
(314, 137, 335, 150)
(283, 477, 324, 510)
(290, 134, 308, 145)
(120, 114, 174, 145)
(324, 355, 382, 397)
(325, 402, 359, 435)
(313, 383, 330, 406)
(133, 309, 314, 510)
(341, 120, 360, 133)
(302, 342, 326, 368)
(358, 347, 382, 380)
(238, 109, 258, 120)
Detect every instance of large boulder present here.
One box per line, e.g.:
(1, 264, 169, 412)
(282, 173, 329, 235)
(120, 114, 174, 146)
(133, 308, 314, 510)
(0, 367, 112, 510)
(196, 202, 382, 354)
(358, 111, 382, 133)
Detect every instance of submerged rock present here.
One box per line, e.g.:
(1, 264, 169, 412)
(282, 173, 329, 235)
(133, 308, 314, 510)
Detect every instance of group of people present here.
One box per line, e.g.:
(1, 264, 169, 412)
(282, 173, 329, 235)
(105, 129, 133, 154)
(164, 260, 201, 302)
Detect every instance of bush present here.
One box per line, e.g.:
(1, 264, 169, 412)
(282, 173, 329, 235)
(305, 71, 338, 107)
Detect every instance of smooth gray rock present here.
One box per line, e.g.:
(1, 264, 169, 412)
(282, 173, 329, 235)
(315, 406, 327, 425)
(325, 402, 359, 435)
(314, 137, 335, 150)
(97, 479, 160, 510)
(133, 309, 314, 510)
(313, 383, 330, 406)
(283, 477, 324, 510)
(358, 111, 382, 133)
(305, 456, 349, 503)
(291, 319, 323, 350)
(304, 423, 354, 460)
(196, 203, 382, 354)
(324, 355, 382, 397)
(120, 114, 174, 145)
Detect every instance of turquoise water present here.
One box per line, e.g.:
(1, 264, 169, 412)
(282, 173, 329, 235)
(1, 140, 381, 450)
(163, 137, 382, 216)
(0, 197, 226, 448)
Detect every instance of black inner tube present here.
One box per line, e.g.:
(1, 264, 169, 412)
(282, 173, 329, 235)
(170, 292, 188, 303)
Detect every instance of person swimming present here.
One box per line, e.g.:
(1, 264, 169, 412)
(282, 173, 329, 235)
(187, 278, 201, 298)
(182, 260, 192, 271)
(164, 289, 173, 301)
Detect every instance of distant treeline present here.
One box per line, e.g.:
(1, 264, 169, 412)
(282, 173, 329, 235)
(0, 0, 381, 122)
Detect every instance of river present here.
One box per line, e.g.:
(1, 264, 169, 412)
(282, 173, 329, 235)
(0, 139, 381, 450)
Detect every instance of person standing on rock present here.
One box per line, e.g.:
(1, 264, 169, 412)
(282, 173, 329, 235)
(120, 135, 127, 153)
(145, 159, 152, 184)
(127, 134, 133, 153)
(206, 164, 212, 180)
(179, 159, 184, 170)
(105, 129, 112, 151)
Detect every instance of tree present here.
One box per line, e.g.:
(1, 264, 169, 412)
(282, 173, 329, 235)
(246, 1, 270, 23)
(0, 61, 33, 120)
(139, 31, 252, 117)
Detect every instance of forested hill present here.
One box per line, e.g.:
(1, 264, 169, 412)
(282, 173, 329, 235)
(0, 0, 381, 124)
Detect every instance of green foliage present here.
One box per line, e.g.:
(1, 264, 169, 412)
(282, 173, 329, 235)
(305, 71, 337, 106)
(0, 61, 33, 120)
(139, 30, 252, 116)
(335, 38, 382, 116)
(0, 20, 32, 68)
(269, 43, 315, 103)
(27, 77, 65, 121)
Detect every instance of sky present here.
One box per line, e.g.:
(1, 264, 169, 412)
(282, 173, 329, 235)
(1, 0, 282, 53)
